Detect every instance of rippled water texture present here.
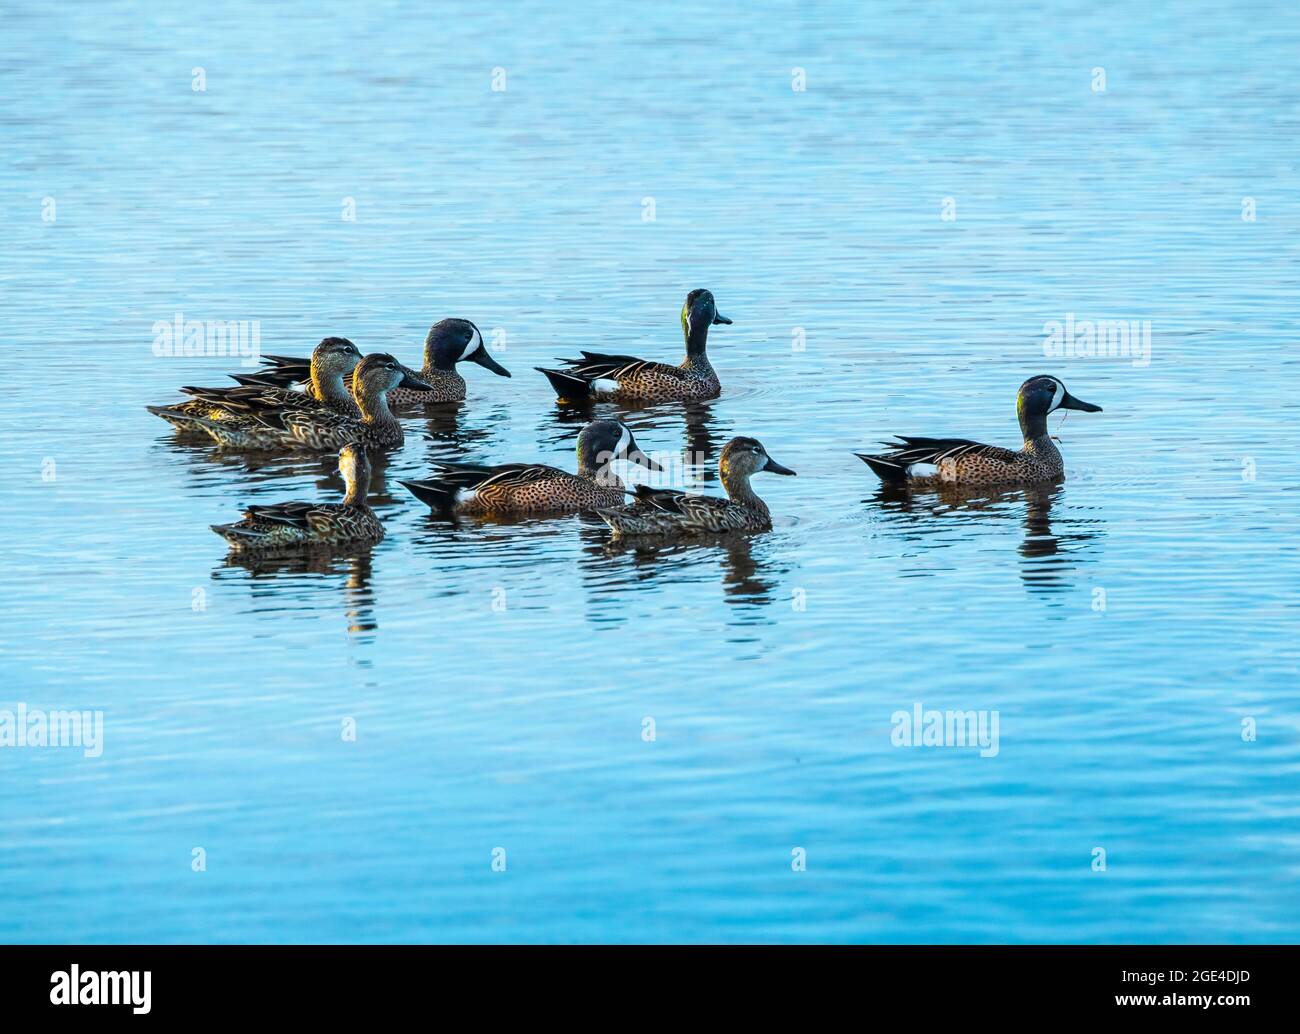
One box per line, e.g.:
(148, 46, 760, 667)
(2, 2, 1298, 943)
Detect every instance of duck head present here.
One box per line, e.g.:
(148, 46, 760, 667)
(720, 437, 796, 480)
(681, 289, 731, 356)
(1017, 375, 1102, 438)
(312, 336, 363, 376)
(579, 419, 664, 482)
(425, 318, 511, 377)
(355, 352, 435, 400)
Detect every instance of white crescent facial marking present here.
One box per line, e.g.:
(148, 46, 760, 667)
(1049, 379, 1065, 412)
(614, 424, 631, 460)
(462, 326, 483, 358)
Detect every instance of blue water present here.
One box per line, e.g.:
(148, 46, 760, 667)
(3, 1, 1299, 943)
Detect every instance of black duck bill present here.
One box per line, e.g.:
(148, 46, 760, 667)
(469, 347, 511, 377)
(1057, 389, 1102, 413)
(399, 368, 436, 391)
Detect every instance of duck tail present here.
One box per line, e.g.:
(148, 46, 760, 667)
(228, 372, 287, 388)
(593, 508, 627, 535)
(535, 366, 592, 402)
(856, 452, 909, 484)
(399, 478, 459, 516)
(147, 404, 212, 435)
(210, 523, 265, 549)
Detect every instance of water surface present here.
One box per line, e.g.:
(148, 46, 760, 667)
(2, 1, 1299, 943)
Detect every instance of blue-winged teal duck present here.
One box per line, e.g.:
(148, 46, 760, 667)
(148, 337, 362, 438)
(537, 289, 731, 403)
(211, 444, 384, 551)
(247, 319, 510, 404)
(401, 419, 663, 516)
(857, 375, 1102, 486)
(597, 436, 794, 536)
(203, 353, 432, 451)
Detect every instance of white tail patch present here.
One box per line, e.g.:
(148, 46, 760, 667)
(593, 377, 619, 394)
(910, 462, 938, 478)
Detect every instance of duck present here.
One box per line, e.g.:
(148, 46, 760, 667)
(596, 436, 794, 536)
(245, 319, 510, 404)
(856, 375, 1102, 486)
(400, 419, 663, 516)
(200, 353, 433, 451)
(537, 289, 731, 403)
(148, 337, 362, 437)
(210, 444, 384, 551)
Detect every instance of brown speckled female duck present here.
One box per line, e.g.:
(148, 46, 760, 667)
(597, 436, 795, 537)
(202, 353, 433, 451)
(537, 289, 731, 403)
(401, 420, 663, 516)
(211, 444, 384, 551)
(857, 375, 1102, 486)
(247, 319, 510, 404)
(147, 337, 362, 440)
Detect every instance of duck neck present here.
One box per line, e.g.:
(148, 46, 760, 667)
(580, 454, 624, 489)
(313, 369, 352, 408)
(356, 385, 396, 427)
(1018, 405, 1050, 446)
(721, 468, 767, 515)
(427, 345, 457, 373)
(343, 464, 370, 506)
(684, 315, 711, 357)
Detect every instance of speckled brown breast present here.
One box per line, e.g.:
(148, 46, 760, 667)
(918, 439, 1064, 487)
(388, 369, 466, 405)
(460, 471, 628, 515)
(610, 357, 720, 402)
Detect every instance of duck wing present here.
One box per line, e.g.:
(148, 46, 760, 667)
(563, 351, 679, 381)
(428, 460, 568, 492)
(857, 436, 1021, 480)
(241, 501, 317, 528)
(180, 385, 312, 413)
(243, 354, 313, 388)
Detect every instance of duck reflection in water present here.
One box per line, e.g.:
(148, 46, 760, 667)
(420, 401, 515, 457)
(870, 481, 1103, 596)
(578, 518, 786, 610)
(214, 549, 379, 638)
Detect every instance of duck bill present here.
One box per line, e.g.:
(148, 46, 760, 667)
(763, 457, 796, 476)
(1059, 391, 1102, 413)
(712, 312, 732, 325)
(626, 447, 665, 473)
(398, 367, 436, 391)
(470, 349, 512, 377)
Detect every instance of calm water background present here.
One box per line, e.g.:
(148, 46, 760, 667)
(2, 1, 1298, 943)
